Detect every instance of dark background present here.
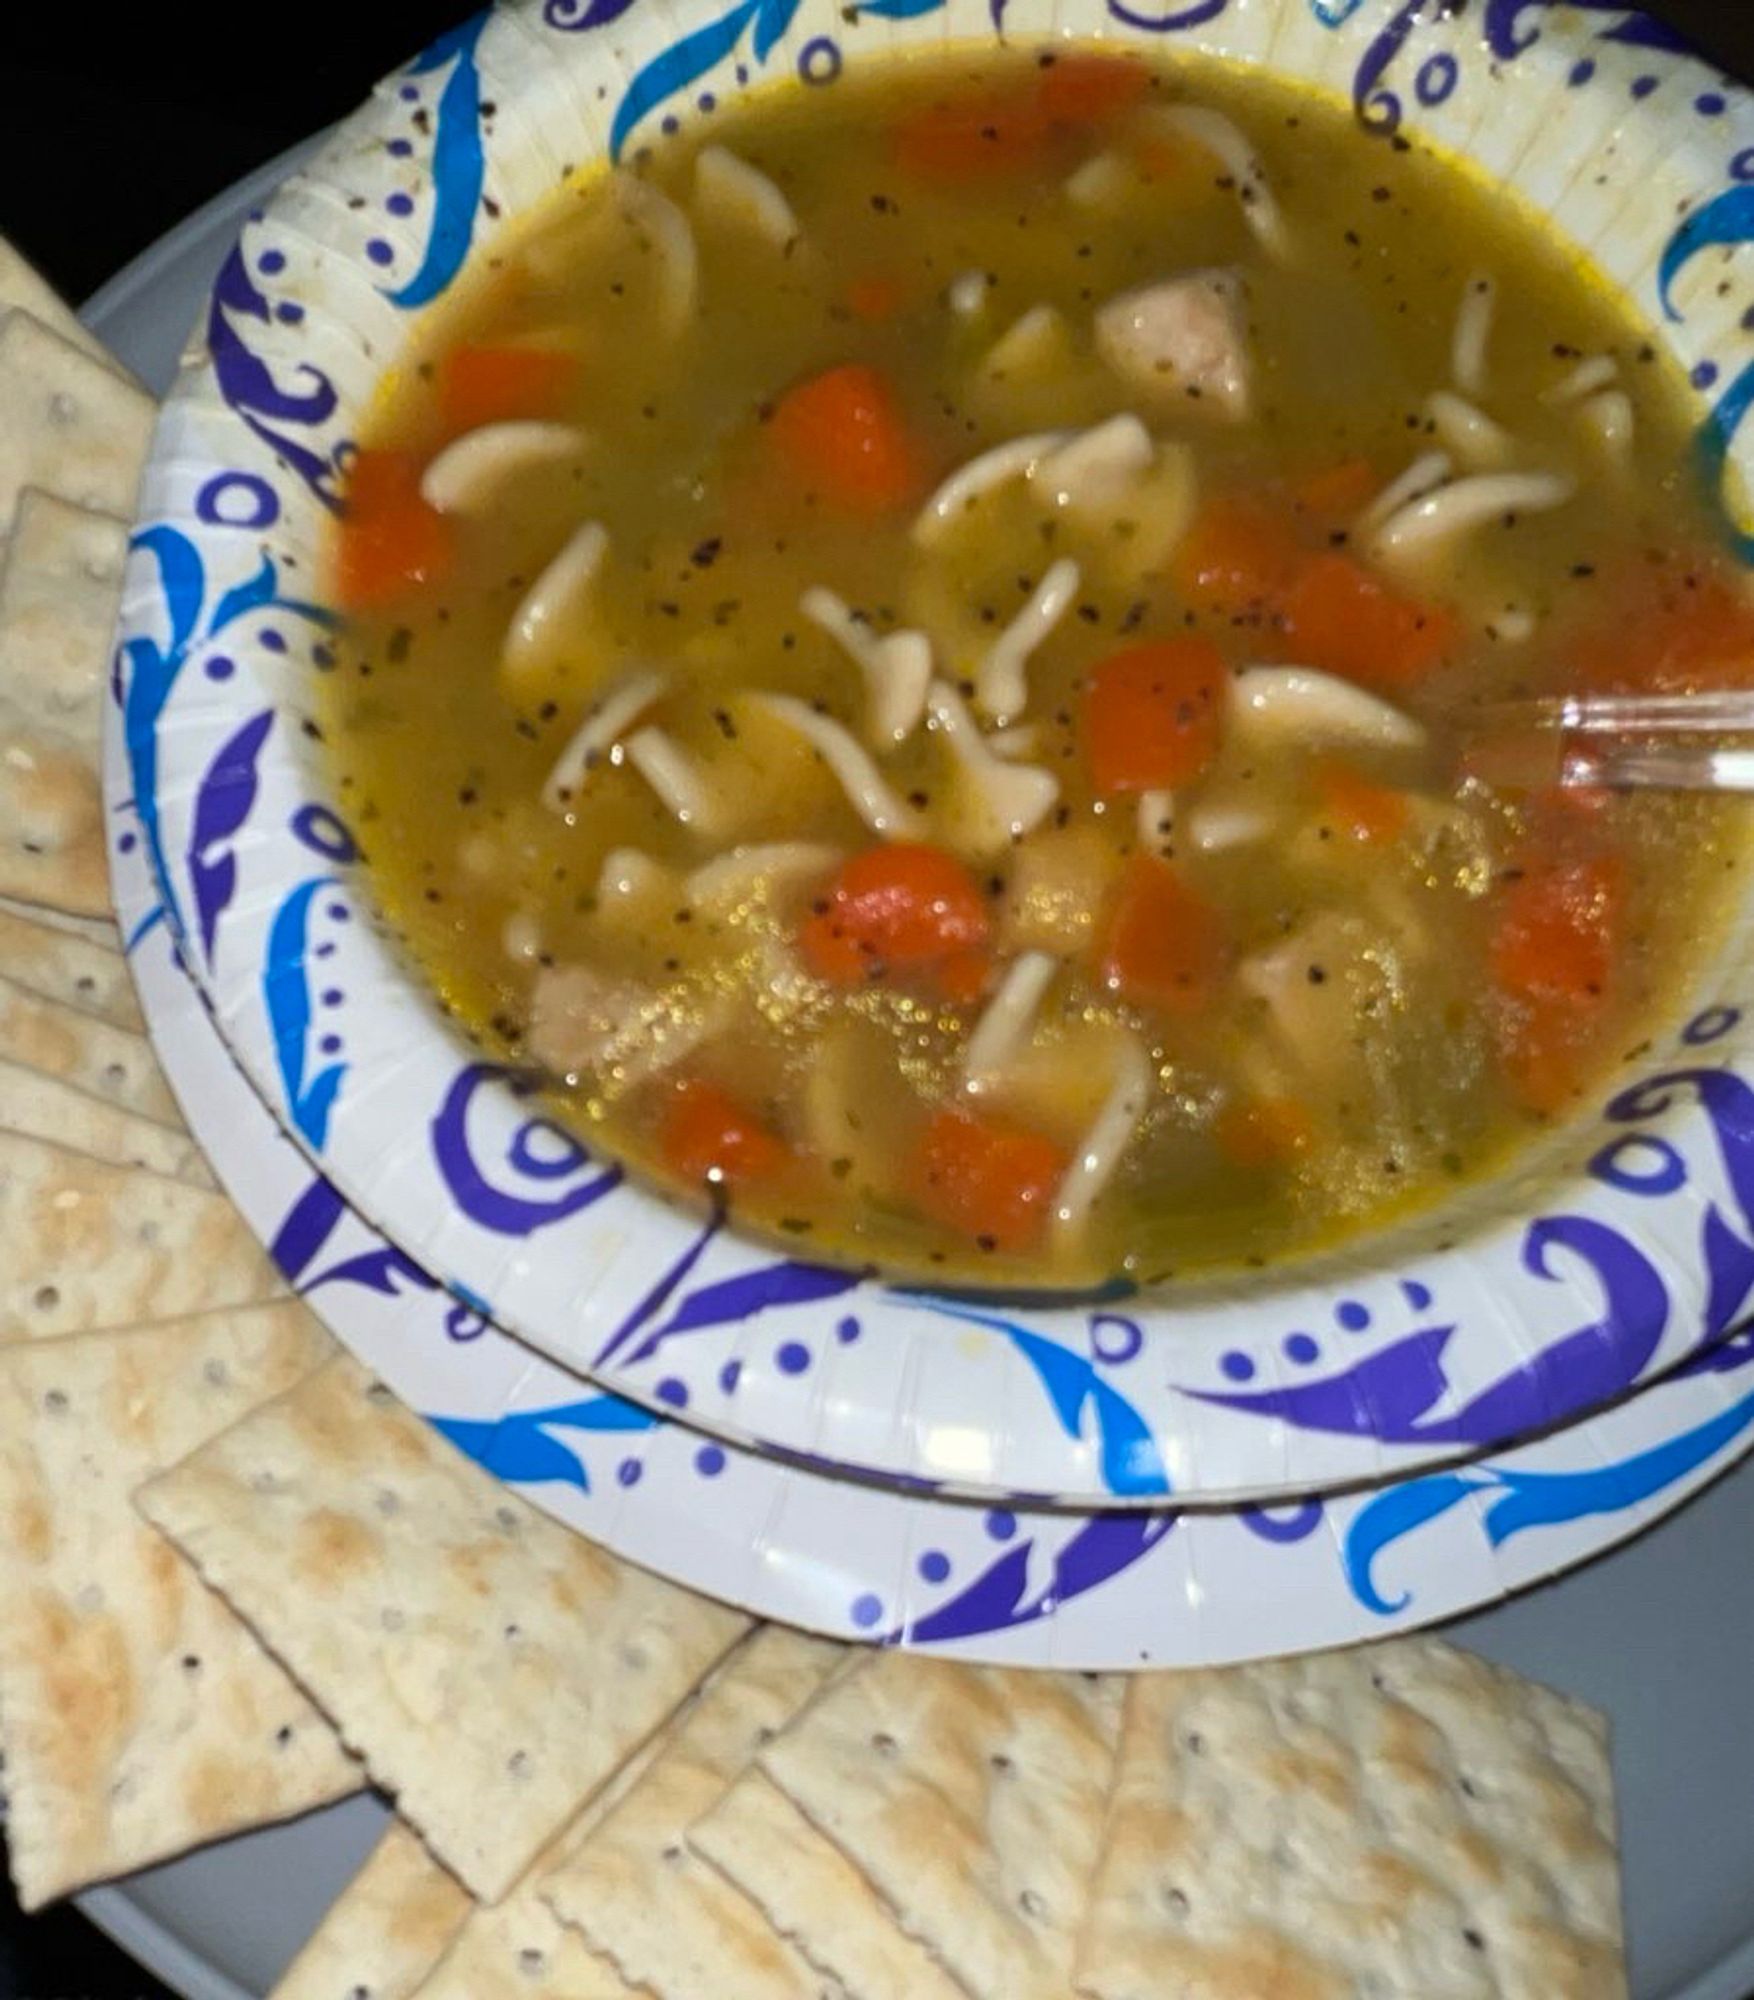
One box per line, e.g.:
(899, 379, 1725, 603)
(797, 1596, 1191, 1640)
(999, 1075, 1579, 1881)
(1, 0, 1753, 1994)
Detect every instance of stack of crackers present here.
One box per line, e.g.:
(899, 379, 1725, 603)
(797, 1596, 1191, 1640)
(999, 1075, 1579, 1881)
(0, 234, 1631, 1999)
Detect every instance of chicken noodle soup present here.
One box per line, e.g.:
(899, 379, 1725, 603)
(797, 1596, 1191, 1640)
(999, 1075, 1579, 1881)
(320, 47, 1750, 1285)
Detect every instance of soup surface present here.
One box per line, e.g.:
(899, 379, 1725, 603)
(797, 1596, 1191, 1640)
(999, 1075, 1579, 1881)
(321, 45, 1751, 1286)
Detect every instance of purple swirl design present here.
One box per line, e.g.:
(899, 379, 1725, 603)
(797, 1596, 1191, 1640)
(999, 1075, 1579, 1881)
(188, 709, 272, 966)
(1347, 0, 1442, 135)
(431, 1064, 621, 1235)
(1104, 0, 1228, 29)
(1484, 0, 1690, 61)
(1189, 1215, 1668, 1448)
(894, 1511, 1177, 1645)
(544, 0, 641, 23)
(206, 245, 345, 514)
(591, 1211, 860, 1370)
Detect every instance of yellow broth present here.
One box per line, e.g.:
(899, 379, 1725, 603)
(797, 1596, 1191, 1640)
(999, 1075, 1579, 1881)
(319, 46, 1751, 1286)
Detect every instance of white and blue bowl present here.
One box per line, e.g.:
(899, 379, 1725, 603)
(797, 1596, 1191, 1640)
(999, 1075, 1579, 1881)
(113, 0, 1754, 1507)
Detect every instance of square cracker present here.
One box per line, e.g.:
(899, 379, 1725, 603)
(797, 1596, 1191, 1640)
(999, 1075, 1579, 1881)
(1076, 1636, 1625, 2000)
(0, 314, 154, 531)
(0, 1303, 358, 1908)
(0, 242, 121, 370)
(0, 1058, 212, 1185)
(758, 1654, 1124, 2000)
(689, 1768, 964, 2000)
(0, 489, 128, 741)
(136, 1353, 751, 1902)
(0, 902, 142, 1029)
(539, 1626, 843, 2000)
(0, 894, 119, 948)
(411, 1721, 682, 2000)
(268, 1819, 474, 2000)
(0, 973, 181, 1126)
(0, 489, 132, 916)
(0, 1131, 283, 1340)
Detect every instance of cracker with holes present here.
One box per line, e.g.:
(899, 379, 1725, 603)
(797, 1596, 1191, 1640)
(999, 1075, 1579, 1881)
(0, 1131, 283, 1340)
(136, 1352, 750, 1902)
(0, 488, 132, 914)
(756, 1654, 1123, 2000)
(0, 1058, 211, 1184)
(0, 1304, 358, 1908)
(0, 315, 154, 531)
(0, 904, 141, 1028)
(0, 893, 119, 947)
(0, 973, 181, 1125)
(688, 1767, 965, 2000)
(1076, 1636, 1625, 2000)
(538, 1627, 843, 1999)
(268, 1819, 474, 2000)
(412, 1721, 681, 2000)
(0, 243, 123, 371)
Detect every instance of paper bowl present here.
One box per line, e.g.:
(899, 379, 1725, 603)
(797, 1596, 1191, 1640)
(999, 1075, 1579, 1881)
(114, 0, 1754, 1506)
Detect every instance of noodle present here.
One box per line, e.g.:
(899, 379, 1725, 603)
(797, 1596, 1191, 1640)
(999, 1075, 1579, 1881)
(1451, 273, 1496, 396)
(686, 842, 842, 913)
(1054, 1036, 1151, 1234)
(976, 558, 1081, 723)
(612, 172, 698, 340)
(1231, 667, 1426, 751)
(963, 951, 1057, 1090)
(1423, 392, 1513, 470)
(914, 432, 1068, 546)
(1371, 470, 1574, 567)
(693, 146, 800, 250)
(925, 681, 1060, 845)
(419, 421, 587, 514)
(799, 587, 932, 745)
(753, 694, 927, 838)
(1146, 104, 1289, 259)
(504, 521, 609, 685)
(542, 668, 667, 813)
(623, 727, 727, 834)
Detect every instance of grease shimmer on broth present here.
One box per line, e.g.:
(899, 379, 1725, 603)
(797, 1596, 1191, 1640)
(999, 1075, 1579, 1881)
(321, 47, 1750, 1285)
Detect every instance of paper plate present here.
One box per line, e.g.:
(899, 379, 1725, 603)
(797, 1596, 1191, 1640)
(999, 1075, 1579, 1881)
(114, 0, 1754, 1508)
(103, 698, 1754, 1667)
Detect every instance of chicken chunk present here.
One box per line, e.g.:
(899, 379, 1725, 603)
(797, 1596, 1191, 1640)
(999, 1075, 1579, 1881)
(1236, 910, 1406, 1103)
(1094, 270, 1252, 420)
(527, 962, 727, 1093)
(527, 963, 641, 1078)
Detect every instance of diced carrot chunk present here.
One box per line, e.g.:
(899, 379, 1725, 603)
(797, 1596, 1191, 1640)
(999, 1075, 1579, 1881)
(935, 948, 994, 1005)
(332, 450, 454, 614)
(1282, 552, 1458, 691)
(769, 364, 924, 514)
(1215, 1097, 1314, 1170)
(661, 1079, 788, 1186)
(1570, 568, 1754, 694)
(844, 274, 909, 323)
(1174, 498, 1304, 617)
(891, 56, 1145, 184)
(1315, 761, 1412, 844)
(1489, 857, 1622, 1009)
(912, 1107, 1067, 1250)
(800, 844, 991, 985)
(1099, 854, 1229, 1015)
(892, 85, 1044, 182)
(438, 345, 578, 435)
(1083, 638, 1226, 795)
(1035, 52, 1152, 125)
(1290, 458, 1379, 527)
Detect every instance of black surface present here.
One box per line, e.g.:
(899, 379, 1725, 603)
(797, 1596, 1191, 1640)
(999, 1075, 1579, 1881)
(2, 1, 1754, 1995)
